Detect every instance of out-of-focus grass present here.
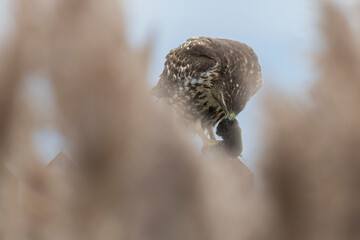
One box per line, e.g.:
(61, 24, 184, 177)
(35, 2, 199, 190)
(0, 1, 359, 240)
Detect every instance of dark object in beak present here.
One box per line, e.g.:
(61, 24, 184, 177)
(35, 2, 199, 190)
(216, 118, 243, 157)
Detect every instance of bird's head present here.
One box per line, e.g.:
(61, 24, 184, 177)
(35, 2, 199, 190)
(210, 38, 263, 121)
(211, 84, 248, 121)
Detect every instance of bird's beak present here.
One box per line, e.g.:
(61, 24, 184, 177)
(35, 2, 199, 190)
(229, 112, 236, 120)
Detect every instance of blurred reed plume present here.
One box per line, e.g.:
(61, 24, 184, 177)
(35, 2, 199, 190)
(0, 0, 359, 240)
(262, 2, 360, 240)
(0, 0, 252, 240)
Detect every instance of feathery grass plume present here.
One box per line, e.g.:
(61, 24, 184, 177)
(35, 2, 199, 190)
(0, 1, 70, 239)
(0, 0, 260, 239)
(262, 2, 360, 240)
(0, 43, 20, 153)
(0, 0, 41, 237)
(0, 39, 21, 239)
(3, 0, 360, 239)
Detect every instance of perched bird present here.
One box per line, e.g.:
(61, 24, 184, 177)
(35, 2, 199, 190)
(153, 37, 262, 146)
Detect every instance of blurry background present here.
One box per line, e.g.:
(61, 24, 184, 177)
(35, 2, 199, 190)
(0, 0, 357, 169)
(1, 0, 360, 239)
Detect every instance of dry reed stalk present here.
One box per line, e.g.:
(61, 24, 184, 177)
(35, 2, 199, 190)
(261, 2, 360, 240)
(1, 0, 358, 240)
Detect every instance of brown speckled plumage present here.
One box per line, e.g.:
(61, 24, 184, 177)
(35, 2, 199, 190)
(153, 37, 262, 138)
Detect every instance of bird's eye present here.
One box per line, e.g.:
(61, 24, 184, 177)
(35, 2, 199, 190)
(190, 53, 214, 60)
(190, 52, 216, 72)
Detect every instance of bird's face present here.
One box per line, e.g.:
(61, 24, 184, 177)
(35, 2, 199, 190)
(209, 38, 262, 121)
(212, 81, 248, 120)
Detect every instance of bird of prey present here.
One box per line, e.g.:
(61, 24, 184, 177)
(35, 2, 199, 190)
(153, 37, 262, 146)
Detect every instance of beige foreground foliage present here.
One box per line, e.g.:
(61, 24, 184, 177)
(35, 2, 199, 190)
(0, 1, 359, 240)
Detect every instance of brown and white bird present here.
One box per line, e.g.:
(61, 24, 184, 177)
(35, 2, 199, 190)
(153, 37, 262, 146)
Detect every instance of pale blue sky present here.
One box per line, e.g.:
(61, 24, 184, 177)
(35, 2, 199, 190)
(123, 0, 318, 91)
(0, 0, 328, 169)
